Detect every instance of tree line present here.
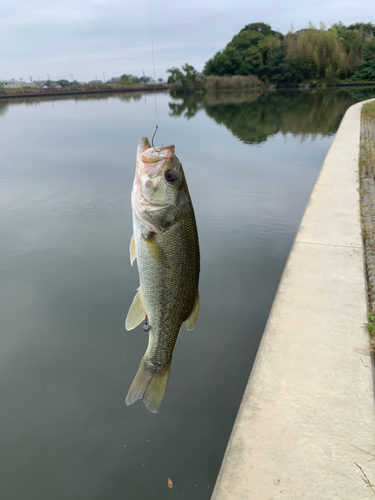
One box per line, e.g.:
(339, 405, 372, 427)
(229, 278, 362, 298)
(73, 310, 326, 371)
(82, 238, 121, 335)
(167, 22, 375, 92)
(203, 22, 375, 83)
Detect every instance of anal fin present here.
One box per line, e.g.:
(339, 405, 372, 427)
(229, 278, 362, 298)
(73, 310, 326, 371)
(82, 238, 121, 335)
(184, 291, 199, 331)
(125, 288, 146, 331)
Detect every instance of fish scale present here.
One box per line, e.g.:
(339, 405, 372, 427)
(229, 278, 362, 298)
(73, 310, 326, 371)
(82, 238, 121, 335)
(134, 209, 199, 365)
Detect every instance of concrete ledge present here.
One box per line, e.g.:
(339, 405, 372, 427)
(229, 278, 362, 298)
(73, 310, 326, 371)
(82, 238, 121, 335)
(212, 101, 375, 500)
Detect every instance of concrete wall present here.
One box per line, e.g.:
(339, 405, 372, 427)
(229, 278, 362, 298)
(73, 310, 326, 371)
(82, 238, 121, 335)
(211, 100, 375, 500)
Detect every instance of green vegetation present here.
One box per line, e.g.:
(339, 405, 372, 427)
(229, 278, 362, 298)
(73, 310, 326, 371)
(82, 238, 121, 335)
(56, 80, 81, 87)
(204, 75, 262, 91)
(118, 74, 152, 85)
(204, 22, 286, 80)
(167, 64, 204, 97)
(360, 100, 375, 357)
(351, 60, 375, 81)
(366, 311, 375, 359)
(204, 21, 375, 83)
(167, 22, 375, 95)
(362, 99, 375, 118)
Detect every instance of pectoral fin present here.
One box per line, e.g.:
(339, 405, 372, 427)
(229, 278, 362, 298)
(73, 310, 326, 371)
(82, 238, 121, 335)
(141, 233, 165, 261)
(125, 288, 146, 331)
(184, 291, 199, 331)
(129, 234, 137, 266)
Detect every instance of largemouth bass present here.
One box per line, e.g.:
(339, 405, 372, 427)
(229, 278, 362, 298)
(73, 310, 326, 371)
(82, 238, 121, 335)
(125, 137, 200, 413)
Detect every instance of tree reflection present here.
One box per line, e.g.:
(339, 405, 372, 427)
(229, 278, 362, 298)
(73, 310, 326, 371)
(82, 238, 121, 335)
(168, 96, 204, 119)
(0, 103, 9, 118)
(169, 88, 375, 143)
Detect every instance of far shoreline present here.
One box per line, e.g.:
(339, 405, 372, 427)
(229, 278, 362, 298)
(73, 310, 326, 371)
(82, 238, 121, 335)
(2, 80, 375, 102)
(0, 83, 170, 100)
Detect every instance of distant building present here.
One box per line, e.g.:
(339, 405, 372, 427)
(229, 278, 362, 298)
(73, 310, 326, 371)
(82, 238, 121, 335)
(0, 79, 22, 88)
(107, 77, 121, 83)
(33, 81, 61, 89)
(88, 80, 102, 84)
(22, 82, 37, 88)
(0, 79, 37, 88)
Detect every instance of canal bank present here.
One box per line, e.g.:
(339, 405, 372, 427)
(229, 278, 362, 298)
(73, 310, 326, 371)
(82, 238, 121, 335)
(212, 100, 375, 499)
(0, 83, 169, 100)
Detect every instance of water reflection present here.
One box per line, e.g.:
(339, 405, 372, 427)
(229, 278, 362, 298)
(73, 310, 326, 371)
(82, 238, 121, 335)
(0, 90, 153, 109)
(0, 89, 373, 500)
(169, 88, 375, 143)
(0, 103, 8, 117)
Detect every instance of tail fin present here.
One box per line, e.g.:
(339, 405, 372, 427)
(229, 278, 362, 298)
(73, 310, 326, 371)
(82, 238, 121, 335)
(125, 358, 171, 413)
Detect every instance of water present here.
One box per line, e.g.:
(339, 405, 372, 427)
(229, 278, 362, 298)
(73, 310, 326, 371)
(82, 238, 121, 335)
(0, 88, 374, 499)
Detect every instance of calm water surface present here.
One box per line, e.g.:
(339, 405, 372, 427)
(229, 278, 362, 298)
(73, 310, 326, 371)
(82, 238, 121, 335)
(1, 88, 374, 499)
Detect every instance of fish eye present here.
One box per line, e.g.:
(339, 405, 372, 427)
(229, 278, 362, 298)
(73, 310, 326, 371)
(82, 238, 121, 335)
(165, 170, 177, 183)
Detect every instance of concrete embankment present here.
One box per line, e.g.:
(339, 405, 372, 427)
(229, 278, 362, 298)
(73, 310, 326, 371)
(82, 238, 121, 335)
(212, 100, 375, 499)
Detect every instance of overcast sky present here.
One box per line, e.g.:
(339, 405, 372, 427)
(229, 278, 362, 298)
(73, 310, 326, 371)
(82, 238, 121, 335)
(1, 0, 374, 82)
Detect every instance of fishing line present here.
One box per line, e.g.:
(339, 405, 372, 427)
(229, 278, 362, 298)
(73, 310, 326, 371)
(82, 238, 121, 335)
(149, 0, 158, 146)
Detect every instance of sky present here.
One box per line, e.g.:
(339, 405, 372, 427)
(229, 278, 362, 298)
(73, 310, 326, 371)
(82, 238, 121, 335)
(1, 0, 374, 83)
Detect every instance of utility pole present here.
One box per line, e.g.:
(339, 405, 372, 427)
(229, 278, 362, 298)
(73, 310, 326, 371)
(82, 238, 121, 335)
(103, 71, 105, 82)
(47, 73, 50, 81)
(30, 76, 32, 82)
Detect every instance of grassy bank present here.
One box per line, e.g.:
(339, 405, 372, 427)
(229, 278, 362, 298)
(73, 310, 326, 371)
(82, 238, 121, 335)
(360, 99, 375, 356)
(204, 75, 264, 91)
(171, 75, 375, 97)
(203, 76, 375, 91)
(0, 83, 170, 99)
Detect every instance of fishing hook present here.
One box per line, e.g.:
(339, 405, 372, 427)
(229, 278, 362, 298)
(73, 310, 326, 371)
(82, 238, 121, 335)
(151, 124, 158, 147)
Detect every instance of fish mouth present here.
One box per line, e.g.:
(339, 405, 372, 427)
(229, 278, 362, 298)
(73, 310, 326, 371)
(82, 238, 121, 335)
(141, 146, 175, 164)
(136, 144, 176, 178)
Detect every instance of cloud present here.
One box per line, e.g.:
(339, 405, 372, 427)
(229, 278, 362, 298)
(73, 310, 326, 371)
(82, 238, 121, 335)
(0, 0, 374, 81)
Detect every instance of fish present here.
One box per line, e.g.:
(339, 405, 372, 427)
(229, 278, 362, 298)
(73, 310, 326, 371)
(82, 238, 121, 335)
(125, 137, 200, 413)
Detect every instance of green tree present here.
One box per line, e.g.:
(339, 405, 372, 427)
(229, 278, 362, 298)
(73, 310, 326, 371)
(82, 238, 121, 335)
(203, 21, 375, 84)
(351, 59, 375, 81)
(120, 74, 141, 84)
(167, 64, 204, 96)
(204, 23, 284, 79)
